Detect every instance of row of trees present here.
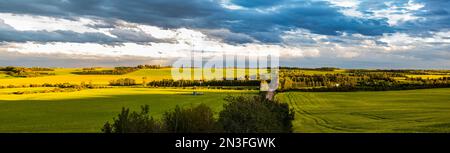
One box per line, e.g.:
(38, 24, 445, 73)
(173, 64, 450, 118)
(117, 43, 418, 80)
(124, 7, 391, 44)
(12, 88, 82, 95)
(0, 82, 109, 89)
(146, 79, 261, 87)
(109, 78, 137, 86)
(0, 66, 55, 77)
(136, 64, 170, 69)
(279, 70, 450, 91)
(279, 67, 340, 71)
(74, 65, 165, 75)
(73, 67, 140, 75)
(102, 95, 295, 133)
(0, 66, 54, 72)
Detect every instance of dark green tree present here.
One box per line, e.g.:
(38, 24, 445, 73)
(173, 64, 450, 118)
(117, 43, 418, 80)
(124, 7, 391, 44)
(102, 105, 163, 133)
(162, 104, 218, 133)
(218, 95, 295, 133)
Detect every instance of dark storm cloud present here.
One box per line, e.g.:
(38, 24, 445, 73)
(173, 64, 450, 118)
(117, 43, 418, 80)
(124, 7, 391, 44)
(221, 1, 394, 42)
(0, 51, 172, 67)
(357, 0, 450, 36)
(229, 0, 286, 8)
(0, 0, 223, 27)
(200, 29, 256, 44)
(0, 19, 170, 44)
(411, 0, 450, 31)
(0, 0, 397, 44)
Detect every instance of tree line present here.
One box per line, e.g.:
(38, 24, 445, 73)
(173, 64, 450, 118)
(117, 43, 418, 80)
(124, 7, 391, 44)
(73, 65, 165, 75)
(0, 66, 55, 77)
(73, 67, 140, 75)
(136, 64, 171, 69)
(146, 79, 261, 87)
(279, 69, 450, 91)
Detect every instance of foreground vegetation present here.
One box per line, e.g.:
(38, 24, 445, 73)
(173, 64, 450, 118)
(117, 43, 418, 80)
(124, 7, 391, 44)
(103, 95, 294, 133)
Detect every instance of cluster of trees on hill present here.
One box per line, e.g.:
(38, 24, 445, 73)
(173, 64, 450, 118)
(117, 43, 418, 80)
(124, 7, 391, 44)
(102, 95, 295, 133)
(74, 65, 165, 75)
(279, 67, 340, 71)
(73, 67, 140, 75)
(0, 66, 55, 77)
(0, 82, 108, 89)
(0, 66, 54, 71)
(279, 69, 450, 91)
(136, 64, 170, 69)
(109, 78, 137, 86)
(12, 88, 82, 95)
(146, 79, 261, 87)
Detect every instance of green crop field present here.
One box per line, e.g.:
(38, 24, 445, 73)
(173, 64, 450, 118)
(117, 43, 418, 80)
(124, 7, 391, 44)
(0, 88, 257, 132)
(2, 67, 450, 133)
(276, 88, 450, 133)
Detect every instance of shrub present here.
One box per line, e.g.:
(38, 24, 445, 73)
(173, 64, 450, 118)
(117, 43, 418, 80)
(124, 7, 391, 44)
(109, 78, 137, 86)
(162, 104, 217, 133)
(102, 105, 163, 133)
(218, 95, 295, 133)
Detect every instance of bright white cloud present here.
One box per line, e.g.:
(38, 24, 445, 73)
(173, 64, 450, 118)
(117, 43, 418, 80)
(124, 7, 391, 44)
(327, 0, 425, 25)
(327, 0, 364, 17)
(0, 13, 102, 33)
(371, 0, 425, 26)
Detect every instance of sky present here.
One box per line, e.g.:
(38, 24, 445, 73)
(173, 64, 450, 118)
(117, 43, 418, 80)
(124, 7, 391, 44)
(0, 0, 449, 68)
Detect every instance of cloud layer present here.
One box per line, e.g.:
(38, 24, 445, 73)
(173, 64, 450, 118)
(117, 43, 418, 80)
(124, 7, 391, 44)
(0, 0, 449, 68)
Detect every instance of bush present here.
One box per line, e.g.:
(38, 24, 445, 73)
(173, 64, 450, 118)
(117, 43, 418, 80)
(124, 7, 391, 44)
(162, 104, 218, 133)
(102, 105, 163, 133)
(109, 78, 137, 86)
(218, 95, 295, 133)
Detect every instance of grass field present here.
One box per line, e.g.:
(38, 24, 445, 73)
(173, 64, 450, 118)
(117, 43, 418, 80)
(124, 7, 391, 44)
(276, 88, 450, 133)
(2, 67, 450, 133)
(0, 88, 257, 132)
(1, 87, 450, 133)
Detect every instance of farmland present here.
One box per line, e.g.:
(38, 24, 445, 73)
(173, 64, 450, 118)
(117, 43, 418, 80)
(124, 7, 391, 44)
(1, 67, 450, 133)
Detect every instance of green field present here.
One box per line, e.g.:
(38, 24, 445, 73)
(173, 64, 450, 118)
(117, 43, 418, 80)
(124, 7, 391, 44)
(1, 87, 450, 132)
(0, 88, 256, 132)
(276, 88, 450, 133)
